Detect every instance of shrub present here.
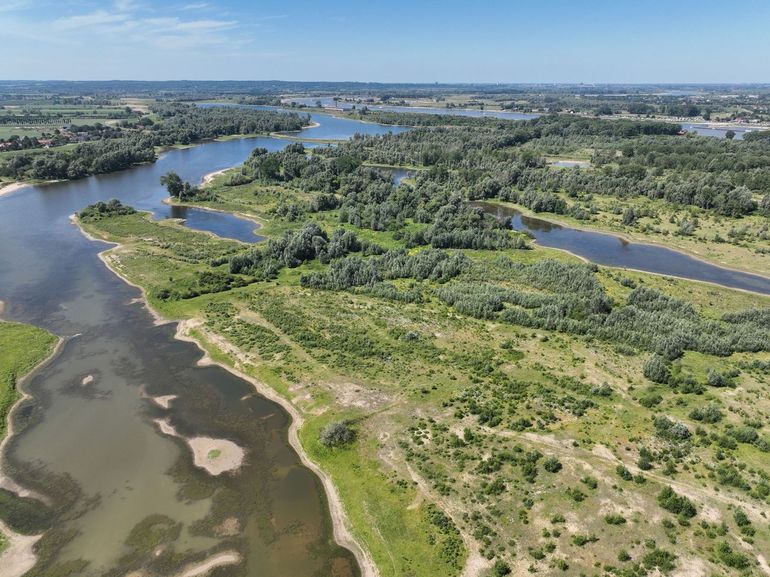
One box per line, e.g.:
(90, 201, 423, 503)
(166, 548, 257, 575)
(657, 486, 696, 518)
(689, 404, 723, 423)
(642, 548, 677, 573)
(543, 456, 562, 473)
(714, 541, 750, 569)
(571, 533, 598, 546)
(319, 421, 356, 447)
(492, 560, 511, 576)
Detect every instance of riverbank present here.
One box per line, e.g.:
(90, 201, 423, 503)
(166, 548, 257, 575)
(71, 218, 378, 577)
(0, 321, 62, 577)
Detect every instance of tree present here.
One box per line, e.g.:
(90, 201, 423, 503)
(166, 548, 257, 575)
(622, 207, 637, 226)
(725, 130, 736, 140)
(160, 171, 184, 197)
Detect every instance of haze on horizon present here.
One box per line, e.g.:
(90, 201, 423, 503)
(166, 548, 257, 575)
(4, 0, 770, 84)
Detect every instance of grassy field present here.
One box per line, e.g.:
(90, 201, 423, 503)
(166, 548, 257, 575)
(77, 168, 770, 577)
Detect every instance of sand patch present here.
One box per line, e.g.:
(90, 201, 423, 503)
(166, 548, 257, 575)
(152, 395, 178, 409)
(323, 380, 390, 410)
(188, 437, 245, 476)
(153, 419, 245, 476)
(0, 182, 30, 198)
(591, 443, 618, 462)
(672, 556, 707, 577)
(213, 517, 241, 537)
(201, 168, 229, 186)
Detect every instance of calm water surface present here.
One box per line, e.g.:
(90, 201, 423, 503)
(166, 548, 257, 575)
(476, 202, 770, 295)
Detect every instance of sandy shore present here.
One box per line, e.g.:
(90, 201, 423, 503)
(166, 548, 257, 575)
(177, 551, 241, 577)
(0, 520, 41, 577)
(71, 214, 173, 326)
(201, 168, 229, 186)
(0, 182, 30, 199)
(0, 333, 64, 577)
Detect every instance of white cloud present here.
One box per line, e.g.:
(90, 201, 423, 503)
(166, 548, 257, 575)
(53, 10, 130, 30)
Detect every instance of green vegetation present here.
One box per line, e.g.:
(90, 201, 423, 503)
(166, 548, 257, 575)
(79, 192, 770, 577)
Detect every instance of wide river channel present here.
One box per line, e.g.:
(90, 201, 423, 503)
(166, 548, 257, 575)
(0, 106, 768, 577)
(0, 112, 406, 577)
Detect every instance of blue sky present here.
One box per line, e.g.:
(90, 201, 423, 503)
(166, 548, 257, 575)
(4, 0, 770, 82)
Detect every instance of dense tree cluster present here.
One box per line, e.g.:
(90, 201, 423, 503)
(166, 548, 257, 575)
(300, 248, 468, 290)
(226, 222, 384, 279)
(303, 114, 770, 217)
(227, 144, 529, 251)
(78, 199, 136, 221)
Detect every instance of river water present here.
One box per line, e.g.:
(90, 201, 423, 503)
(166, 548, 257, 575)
(0, 112, 402, 577)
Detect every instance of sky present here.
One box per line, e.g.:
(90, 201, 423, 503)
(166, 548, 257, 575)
(3, 0, 770, 83)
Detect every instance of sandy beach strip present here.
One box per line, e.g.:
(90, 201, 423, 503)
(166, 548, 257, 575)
(201, 168, 229, 186)
(0, 520, 41, 577)
(0, 334, 65, 577)
(0, 182, 30, 199)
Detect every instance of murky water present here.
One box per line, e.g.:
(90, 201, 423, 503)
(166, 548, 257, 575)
(0, 115, 399, 576)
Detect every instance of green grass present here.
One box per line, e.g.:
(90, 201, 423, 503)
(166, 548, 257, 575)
(0, 321, 58, 441)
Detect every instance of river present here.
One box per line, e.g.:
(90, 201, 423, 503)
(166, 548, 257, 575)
(475, 202, 770, 296)
(0, 112, 403, 577)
